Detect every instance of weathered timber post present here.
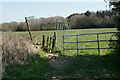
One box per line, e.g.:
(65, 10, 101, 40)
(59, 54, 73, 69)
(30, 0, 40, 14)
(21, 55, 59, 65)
(49, 37, 52, 52)
(51, 32, 56, 52)
(46, 37, 49, 52)
(97, 34, 100, 55)
(25, 17, 32, 40)
(42, 35, 45, 50)
(54, 32, 56, 47)
(63, 35, 65, 53)
(52, 36, 55, 52)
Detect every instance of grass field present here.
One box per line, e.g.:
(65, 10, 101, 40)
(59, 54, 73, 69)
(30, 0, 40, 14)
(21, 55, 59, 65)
(16, 28, 118, 55)
(3, 28, 120, 79)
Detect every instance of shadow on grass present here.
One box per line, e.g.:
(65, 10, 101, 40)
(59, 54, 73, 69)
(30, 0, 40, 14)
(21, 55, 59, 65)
(2, 53, 54, 79)
(2, 51, 120, 79)
(60, 53, 120, 78)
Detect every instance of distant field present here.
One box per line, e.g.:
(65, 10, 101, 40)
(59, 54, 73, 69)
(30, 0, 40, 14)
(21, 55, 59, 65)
(15, 28, 118, 55)
(16, 28, 117, 41)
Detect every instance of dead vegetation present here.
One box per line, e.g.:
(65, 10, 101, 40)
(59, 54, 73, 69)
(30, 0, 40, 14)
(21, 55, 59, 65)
(1, 33, 41, 73)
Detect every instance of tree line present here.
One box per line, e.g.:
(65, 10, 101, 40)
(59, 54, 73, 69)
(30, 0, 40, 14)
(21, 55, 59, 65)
(108, 1, 120, 56)
(2, 10, 117, 32)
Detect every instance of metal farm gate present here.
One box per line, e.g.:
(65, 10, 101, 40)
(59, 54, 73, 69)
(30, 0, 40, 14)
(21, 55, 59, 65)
(56, 21, 71, 51)
(63, 32, 120, 55)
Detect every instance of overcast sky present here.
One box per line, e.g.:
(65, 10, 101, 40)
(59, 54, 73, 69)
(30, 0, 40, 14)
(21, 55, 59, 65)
(1, 0, 110, 23)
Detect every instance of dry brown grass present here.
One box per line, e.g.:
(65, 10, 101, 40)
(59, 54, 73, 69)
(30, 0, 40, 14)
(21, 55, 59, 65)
(2, 33, 41, 73)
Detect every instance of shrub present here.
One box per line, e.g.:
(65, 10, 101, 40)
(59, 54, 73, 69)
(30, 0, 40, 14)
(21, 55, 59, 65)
(1, 33, 40, 73)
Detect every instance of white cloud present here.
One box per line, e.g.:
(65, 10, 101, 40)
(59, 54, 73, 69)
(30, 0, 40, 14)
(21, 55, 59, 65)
(1, 0, 104, 2)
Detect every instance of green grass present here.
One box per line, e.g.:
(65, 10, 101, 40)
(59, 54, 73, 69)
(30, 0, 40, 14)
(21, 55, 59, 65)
(3, 28, 120, 79)
(3, 52, 120, 78)
(3, 52, 53, 79)
(61, 54, 120, 78)
(16, 28, 118, 55)
(16, 28, 117, 41)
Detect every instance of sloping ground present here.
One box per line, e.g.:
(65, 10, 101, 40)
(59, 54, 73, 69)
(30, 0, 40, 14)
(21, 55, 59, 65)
(2, 51, 120, 79)
(45, 53, 120, 78)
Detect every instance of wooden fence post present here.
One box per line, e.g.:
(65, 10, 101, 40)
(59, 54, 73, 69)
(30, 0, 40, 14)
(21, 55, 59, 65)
(76, 35, 79, 55)
(51, 32, 56, 52)
(46, 37, 49, 52)
(42, 35, 45, 50)
(54, 32, 56, 47)
(63, 35, 65, 52)
(52, 36, 55, 52)
(49, 37, 52, 52)
(97, 34, 100, 55)
(25, 17, 32, 40)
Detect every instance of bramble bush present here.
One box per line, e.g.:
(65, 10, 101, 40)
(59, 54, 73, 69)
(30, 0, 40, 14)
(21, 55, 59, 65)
(1, 34, 40, 73)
